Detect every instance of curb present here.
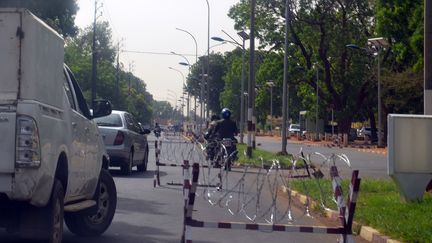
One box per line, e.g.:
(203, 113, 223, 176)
(262, 135, 388, 155)
(291, 139, 388, 156)
(282, 187, 402, 243)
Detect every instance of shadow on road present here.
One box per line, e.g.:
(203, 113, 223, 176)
(109, 169, 167, 179)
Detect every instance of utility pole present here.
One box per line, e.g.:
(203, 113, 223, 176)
(281, 0, 290, 154)
(205, 0, 211, 120)
(128, 62, 134, 95)
(116, 41, 120, 104)
(91, 0, 98, 108)
(316, 65, 319, 141)
(239, 32, 249, 144)
(425, 0, 432, 115)
(247, 0, 256, 157)
(200, 62, 205, 132)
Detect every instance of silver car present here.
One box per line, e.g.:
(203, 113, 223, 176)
(95, 110, 151, 175)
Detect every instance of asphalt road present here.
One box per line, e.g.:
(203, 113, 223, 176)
(1, 134, 368, 243)
(254, 136, 389, 179)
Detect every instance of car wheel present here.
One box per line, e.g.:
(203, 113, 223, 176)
(137, 146, 148, 172)
(46, 179, 64, 243)
(65, 169, 117, 236)
(121, 150, 133, 175)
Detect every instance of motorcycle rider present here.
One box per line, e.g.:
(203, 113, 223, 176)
(204, 114, 220, 161)
(154, 122, 162, 138)
(212, 108, 239, 170)
(213, 108, 238, 140)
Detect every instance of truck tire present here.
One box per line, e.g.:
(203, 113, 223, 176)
(47, 179, 65, 243)
(121, 151, 133, 175)
(64, 169, 117, 236)
(137, 146, 148, 172)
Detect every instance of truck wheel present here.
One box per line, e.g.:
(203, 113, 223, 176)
(47, 179, 65, 243)
(65, 169, 117, 236)
(137, 147, 148, 172)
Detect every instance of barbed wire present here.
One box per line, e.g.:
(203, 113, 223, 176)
(156, 134, 353, 225)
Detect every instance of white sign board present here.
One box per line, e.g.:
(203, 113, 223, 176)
(388, 114, 432, 202)
(388, 114, 432, 174)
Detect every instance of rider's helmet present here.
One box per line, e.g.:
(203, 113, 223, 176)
(221, 108, 231, 120)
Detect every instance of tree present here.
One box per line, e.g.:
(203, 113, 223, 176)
(187, 53, 227, 115)
(375, 0, 424, 71)
(220, 48, 246, 121)
(375, 0, 424, 117)
(65, 21, 153, 124)
(229, 0, 376, 133)
(0, 0, 79, 37)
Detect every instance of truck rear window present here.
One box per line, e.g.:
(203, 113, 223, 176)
(94, 114, 123, 127)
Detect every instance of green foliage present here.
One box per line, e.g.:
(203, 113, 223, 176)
(229, 0, 376, 132)
(220, 48, 247, 121)
(291, 179, 432, 242)
(187, 53, 227, 115)
(374, 0, 424, 116)
(0, 0, 79, 37)
(65, 21, 154, 124)
(236, 144, 294, 168)
(152, 100, 176, 121)
(382, 69, 423, 114)
(375, 0, 424, 71)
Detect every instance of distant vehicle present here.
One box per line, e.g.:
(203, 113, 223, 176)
(349, 128, 358, 141)
(95, 110, 151, 175)
(288, 124, 301, 135)
(357, 127, 382, 141)
(324, 126, 357, 141)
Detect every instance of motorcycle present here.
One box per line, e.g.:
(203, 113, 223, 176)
(154, 129, 161, 138)
(219, 138, 238, 171)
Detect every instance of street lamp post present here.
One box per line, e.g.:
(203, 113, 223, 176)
(314, 63, 320, 141)
(266, 81, 275, 134)
(281, 0, 290, 154)
(91, 0, 102, 108)
(211, 30, 249, 143)
(205, 0, 210, 119)
(247, 0, 257, 158)
(171, 52, 191, 121)
(175, 27, 201, 128)
(168, 67, 186, 120)
(238, 31, 249, 144)
(346, 37, 388, 147)
(368, 37, 388, 147)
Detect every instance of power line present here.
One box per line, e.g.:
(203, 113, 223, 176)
(122, 50, 201, 57)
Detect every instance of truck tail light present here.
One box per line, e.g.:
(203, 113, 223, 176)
(113, 131, 125, 145)
(16, 116, 41, 168)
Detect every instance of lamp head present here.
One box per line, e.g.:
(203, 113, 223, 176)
(211, 36, 225, 42)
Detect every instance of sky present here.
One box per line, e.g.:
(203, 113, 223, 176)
(75, 0, 241, 106)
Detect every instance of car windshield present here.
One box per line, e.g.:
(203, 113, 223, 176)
(94, 113, 123, 127)
(291, 125, 300, 129)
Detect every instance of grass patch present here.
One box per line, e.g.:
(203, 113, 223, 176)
(236, 143, 299, 168)
(291, 178, 432, 242)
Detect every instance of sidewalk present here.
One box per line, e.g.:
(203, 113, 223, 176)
(258, 134, 388, 155)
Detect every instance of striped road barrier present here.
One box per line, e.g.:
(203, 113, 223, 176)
(182, 162, 361, 243)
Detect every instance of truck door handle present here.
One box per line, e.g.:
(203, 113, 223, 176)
(72, 122, 77, 127)
(84, 127, 90, 133)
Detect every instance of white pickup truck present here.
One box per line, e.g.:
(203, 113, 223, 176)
(0, 8, 117, 243)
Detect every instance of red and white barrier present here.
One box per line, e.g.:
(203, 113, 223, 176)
(153, 140, 161, 187)
(182, 162, 361, 243)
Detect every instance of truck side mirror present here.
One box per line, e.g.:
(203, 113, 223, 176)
(92, 100, 112, 119)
